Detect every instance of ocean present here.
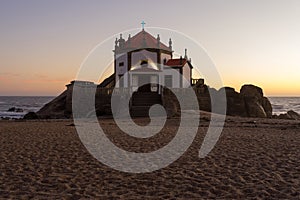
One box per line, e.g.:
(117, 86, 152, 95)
(0, 96, 54, 119)
(0, 96, 299, 119)
(268, 97, 300, 115)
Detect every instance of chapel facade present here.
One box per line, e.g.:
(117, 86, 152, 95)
(113, 27, 193, 94)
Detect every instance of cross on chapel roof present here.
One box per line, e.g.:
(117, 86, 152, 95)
(141, 21, 146, 30)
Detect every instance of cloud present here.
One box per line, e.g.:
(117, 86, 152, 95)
(0, 72, 22, 83)
(23, 73, 69, 84)
(0, 72, 21, 77)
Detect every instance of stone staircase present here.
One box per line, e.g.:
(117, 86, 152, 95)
(130, 92, 162, 117)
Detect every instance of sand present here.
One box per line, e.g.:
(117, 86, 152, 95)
(0, 115, 299, 199)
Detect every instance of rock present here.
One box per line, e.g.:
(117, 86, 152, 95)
(262, 97, 273, 118)
(16, 108, 23, 112)
(36, 81, 112, 119)
(272, 114, 279, 119)
(162, 89, 180, 118)
(243, 96, 267, 118)
(277, 113, 290, 120)
(240, 84, 272, 118)
(7, 107, 23, 112)
(23, 112, 39, 119)
(218, 87, 247, 117)
(194, 85, 212, 112)
(287, 110, 300, 120)
(165, 100, 179, 118)
(272, 110, 300, 120)
(212, 85, 272, 118)
(36, 90, 68, 119)
(7, 107, 15, 112)
(240, 84, 263, 98)
(35, 80, 273, 119)
(191, 84, 273, 118)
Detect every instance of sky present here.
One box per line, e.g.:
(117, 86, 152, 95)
(0, 0, 299, 96)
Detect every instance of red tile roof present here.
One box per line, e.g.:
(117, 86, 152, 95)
(123, 30, 171, 52)
(165, 58, 187, 67)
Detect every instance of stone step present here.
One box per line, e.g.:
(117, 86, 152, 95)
(130, 92, 163, 117)
(130, 105, 165, 117)
(132, 97, 161, 102)
(130, 106, 151, 117)
(131, 92, 162, 106)
(132, 99, 161, 106)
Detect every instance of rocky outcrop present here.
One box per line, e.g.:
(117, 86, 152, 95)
(219, 87, 247, 117)
(193, 84, 213, 112)
(240, 84, 272, 118)
(7, 107, 23, 112)
(36, 90, 69, 119)
(23, 112, 39, 120)
(34, 80, 273, 119)
(34, 81, 112, 119)
(287, 110, 300, 120)
(194, 84, 272, 118)
(273, 110, 300, 120)
(162, 89, 180, 118)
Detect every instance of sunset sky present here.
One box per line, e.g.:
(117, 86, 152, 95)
(0, 0, 299, 96)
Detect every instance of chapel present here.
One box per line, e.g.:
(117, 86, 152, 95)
(113, 23, 194, 94)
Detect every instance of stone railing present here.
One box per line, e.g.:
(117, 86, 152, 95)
(191, 78, 204, 86)
(96, 87, 132, 95)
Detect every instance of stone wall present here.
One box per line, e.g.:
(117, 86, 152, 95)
(36, 81, 112, 119)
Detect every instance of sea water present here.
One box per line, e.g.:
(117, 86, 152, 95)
(268, 97, 300, 115)
(0, 96, 54, 119)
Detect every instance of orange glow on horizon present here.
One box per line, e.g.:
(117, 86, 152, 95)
(1, 1, 300, 96)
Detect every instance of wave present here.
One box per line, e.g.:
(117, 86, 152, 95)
(269, 97, 300, 115)
(0, 96, 54, 119)
(272, 104, 284, 109)
(0, 111, 25, 119)
(290, 102, 300, 106)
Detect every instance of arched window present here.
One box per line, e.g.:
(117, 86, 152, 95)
(140, 59, 148, 66)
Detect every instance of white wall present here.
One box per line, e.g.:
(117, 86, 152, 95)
(115, 53, 127, 75)
(162, 67, 181, 88)
(131, 50, 157, 68)
(182, 63, 191, 87)
(116, 73, 129, 88)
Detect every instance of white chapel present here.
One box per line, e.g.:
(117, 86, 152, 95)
(113, 24, 194, 94)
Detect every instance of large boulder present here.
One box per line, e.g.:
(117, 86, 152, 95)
(162, 89, 180, 118)
(194, 84, 212, 112)
(217, 87, 247, 117)
(277, 110, 300, 120)
(287, 110, 300, 120)
(262, 97, 273, 118)
(240, 84, 272, 118)
(243, 96, 267, 118)
(240, 84, 263, 98)
(194, 84, 272, 118)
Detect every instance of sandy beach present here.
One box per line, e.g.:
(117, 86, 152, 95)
(0, 115, 299, 199)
